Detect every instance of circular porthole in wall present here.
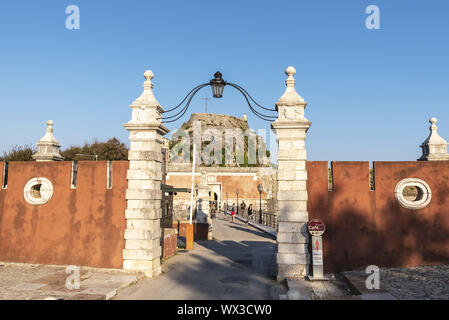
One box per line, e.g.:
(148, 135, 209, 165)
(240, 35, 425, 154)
(23, 177, 54, 205)
(394, 178, 432, 210)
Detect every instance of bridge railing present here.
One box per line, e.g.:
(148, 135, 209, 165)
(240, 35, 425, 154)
(222, 205, 277, 230)
(261, 212, 277, 229)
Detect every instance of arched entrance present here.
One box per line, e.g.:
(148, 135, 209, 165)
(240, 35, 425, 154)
(123, 67, 311, 282)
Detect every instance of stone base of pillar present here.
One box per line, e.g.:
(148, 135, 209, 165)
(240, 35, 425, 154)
(197, 185, 213, 240)
(123, 258, 161, 278)
(277, 264, 309, 282)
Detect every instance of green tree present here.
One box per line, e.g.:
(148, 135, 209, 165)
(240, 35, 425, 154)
(61, 138, 128, 161)
(0, 145, 35, 161)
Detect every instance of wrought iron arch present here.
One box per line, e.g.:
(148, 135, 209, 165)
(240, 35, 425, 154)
(160, 71, 277, 123)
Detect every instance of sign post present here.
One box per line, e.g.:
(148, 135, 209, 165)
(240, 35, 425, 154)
(307, 219, 327, 281)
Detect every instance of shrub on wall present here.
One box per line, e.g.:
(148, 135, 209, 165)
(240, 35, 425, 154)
(0, 145, 35, 161)
(61, 137, 129, 161)
(1, 138, 129, 161)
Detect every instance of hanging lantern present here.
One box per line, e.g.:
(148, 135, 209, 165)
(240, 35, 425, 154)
(209, 71, 226, 98)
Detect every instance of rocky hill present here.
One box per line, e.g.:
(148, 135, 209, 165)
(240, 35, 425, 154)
(170, 113, 270, 167)
(180, 113, 249, 132)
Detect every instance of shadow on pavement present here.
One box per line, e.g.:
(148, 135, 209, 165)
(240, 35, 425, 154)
(114, 216, 283, 300)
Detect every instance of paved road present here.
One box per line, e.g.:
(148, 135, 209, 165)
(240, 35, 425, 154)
(114, 214, 285, 300)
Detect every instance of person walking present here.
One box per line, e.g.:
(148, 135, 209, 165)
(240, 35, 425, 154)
(231, 205, 236, 222)
(247, 204, 253, 223)
(240, 201, 246, 217)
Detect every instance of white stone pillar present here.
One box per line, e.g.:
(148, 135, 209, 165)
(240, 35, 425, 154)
(271, 66, 311, 281)
(196, 184, 212, 240)
(123, 70, 169, 277)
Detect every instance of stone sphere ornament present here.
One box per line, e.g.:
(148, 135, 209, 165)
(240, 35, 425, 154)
(144, 70, 154, 80)
(285, 66, 296, 76)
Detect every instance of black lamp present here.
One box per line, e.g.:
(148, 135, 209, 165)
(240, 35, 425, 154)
(209, 71, 226, 98)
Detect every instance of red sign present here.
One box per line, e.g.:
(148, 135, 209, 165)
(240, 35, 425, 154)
(308, 219, 325, 236)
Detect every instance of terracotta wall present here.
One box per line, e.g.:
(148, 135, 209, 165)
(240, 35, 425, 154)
(307, 161, 449, 273)
(0, 161, 128, 269)
(217, 175, 268, 200)
(3, 159, 447, 273)
(161, 229, 177, 259)
(166, 174, 267, 200)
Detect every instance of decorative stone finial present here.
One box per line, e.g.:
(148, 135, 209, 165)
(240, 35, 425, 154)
(418, 117, 449, 161)
(285, 66, 296, 84)
(32, 120, 64, 162)
(275, 66, 308, 121)
(286, 66, 296, 75)
(46, 120, 54, 133)
(430, 117, 438, 127)
(126, 69, 166, 125)
(276, 66, 306, 108)
(144, 70, 154, 80)
(143, 70, 154, 90)
(132, 70, 160, 108)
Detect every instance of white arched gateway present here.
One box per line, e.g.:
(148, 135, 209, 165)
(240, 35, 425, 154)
(122, 67, 311, 281)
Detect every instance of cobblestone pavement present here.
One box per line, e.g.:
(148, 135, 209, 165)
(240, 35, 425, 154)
(344, 265, 449, 300)
(0, 262, 142, 300)
(380, 265, 449, 300)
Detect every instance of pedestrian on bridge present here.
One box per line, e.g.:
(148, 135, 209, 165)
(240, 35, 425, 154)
(240, 201, 247, 217)
(247, 204, 253, 223)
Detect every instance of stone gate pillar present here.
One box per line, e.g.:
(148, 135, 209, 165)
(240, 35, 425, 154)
(196, 182, 213, 240)
(123, 70, 169, 277)
(271, 66, 312, 281)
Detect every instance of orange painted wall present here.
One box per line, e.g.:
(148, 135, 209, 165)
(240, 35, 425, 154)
(166, 174, 267, 200)
(4, 159, 446, 273)
(0, 161, 127, 269)
(217, 175, 267, 200)
(307, 161, 449, 273)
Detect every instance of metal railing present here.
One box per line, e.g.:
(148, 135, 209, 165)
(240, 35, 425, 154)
(261, 212, 277, 229)
(223, 204, 278, 230)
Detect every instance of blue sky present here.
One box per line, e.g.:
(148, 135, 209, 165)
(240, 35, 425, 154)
(0, 0, 448, 161)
